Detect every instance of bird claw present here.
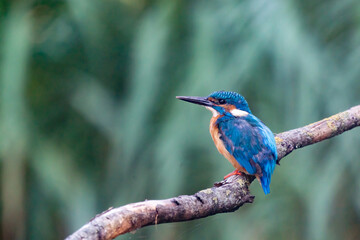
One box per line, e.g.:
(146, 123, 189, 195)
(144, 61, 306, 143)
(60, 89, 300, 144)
(223, 170, 243, 179)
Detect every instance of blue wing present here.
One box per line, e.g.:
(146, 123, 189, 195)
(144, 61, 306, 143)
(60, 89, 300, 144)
(217, 114, 277, 194)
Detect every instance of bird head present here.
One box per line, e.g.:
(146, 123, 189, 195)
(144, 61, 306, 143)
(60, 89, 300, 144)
(176, 91, 251, 117)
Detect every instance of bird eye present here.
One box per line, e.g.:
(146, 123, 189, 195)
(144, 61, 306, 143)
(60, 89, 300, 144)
(218, 99, 226, 104)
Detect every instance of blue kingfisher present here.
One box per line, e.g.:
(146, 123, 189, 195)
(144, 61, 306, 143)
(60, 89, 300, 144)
(177, 91, 277, 195)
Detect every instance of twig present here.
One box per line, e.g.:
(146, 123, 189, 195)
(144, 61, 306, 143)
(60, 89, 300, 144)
(66, 105, 360, 240)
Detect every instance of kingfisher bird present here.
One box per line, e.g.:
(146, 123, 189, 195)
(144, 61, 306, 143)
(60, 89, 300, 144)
(176, 91, 277, 195)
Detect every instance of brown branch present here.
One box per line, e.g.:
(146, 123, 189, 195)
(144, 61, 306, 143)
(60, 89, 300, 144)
(66, 105, 360, 240)
(275, 105, 360, 159)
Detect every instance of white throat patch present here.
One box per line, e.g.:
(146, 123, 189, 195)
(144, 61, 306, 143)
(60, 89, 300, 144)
(205, 107, 219, 117)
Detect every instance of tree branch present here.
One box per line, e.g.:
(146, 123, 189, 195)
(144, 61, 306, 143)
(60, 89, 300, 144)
(66, 105, 360, 240)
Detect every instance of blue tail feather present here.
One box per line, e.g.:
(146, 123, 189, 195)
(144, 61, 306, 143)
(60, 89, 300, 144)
(259, 161, 275, 195)
(260, 174, 271, 195)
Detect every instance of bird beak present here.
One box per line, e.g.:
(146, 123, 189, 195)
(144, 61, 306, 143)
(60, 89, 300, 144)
(176, 96, 214, 107)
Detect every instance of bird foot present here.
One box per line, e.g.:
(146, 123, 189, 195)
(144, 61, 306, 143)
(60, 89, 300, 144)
(224, 170, 242, 179)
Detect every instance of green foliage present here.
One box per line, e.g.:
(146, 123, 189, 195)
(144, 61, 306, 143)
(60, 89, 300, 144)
(1, 0, 360, 239)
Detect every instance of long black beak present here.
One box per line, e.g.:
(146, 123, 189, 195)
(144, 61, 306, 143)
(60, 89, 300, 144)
(176, 96, 214, 107)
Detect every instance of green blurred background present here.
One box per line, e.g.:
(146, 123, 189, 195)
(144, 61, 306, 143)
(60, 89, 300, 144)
(1, 0, 360, 239)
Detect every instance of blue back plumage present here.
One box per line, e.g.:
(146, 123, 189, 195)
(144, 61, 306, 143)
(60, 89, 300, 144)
(217, 114, 277, 195)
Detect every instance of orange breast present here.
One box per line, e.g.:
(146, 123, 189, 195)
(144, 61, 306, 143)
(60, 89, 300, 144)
(209, 116, 247, 174)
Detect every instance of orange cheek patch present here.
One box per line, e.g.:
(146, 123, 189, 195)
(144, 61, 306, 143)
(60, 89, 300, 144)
(222, 104, 236, 112)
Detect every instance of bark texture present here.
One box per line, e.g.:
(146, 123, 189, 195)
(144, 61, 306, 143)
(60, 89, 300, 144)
(66, 105, 360, 240)
(66, 175, 254, 240)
